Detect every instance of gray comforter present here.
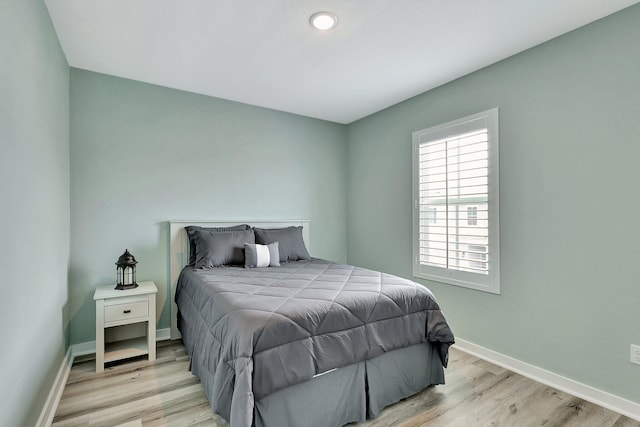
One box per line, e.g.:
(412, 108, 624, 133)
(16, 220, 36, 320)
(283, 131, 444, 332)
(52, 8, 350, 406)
(175, 259, 454, 427)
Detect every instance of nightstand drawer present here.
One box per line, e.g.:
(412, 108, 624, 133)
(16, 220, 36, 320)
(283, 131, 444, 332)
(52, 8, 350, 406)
(104, 301, 149, 323)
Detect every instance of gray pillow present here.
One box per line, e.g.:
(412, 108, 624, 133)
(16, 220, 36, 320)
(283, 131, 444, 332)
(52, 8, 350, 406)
(244, 242, 280, 268)
(254, 226, 311, 262)
(185, 224, 250, 265)
(193, 229, 255, 268)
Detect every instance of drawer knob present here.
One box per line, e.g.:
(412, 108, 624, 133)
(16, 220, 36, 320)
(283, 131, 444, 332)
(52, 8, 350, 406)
(123, 309, 131, 314)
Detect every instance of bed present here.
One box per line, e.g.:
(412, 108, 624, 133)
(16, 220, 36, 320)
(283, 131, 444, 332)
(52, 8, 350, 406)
(168, 220, 454, 427)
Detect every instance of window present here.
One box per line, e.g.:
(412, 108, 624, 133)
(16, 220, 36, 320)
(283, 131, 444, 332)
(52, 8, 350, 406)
(467, 206, 478, 226)
(412, 108, 500, 294)
(426, 207, 437, 224)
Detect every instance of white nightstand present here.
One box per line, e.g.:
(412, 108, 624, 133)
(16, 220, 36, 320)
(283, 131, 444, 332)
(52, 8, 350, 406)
(93, 281, 158, 373)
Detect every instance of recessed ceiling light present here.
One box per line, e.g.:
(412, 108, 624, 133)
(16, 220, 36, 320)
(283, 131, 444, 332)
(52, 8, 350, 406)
(309, 12, 338, 31)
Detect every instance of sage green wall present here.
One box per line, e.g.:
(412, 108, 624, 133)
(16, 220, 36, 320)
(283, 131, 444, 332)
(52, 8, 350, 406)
(69, 69, 347, 345)
(346, 4, 640, 403)
(0, 0, 70, 424)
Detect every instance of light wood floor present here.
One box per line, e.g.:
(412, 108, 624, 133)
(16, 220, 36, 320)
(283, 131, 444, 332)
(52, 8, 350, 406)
(52, 340, 639, 427)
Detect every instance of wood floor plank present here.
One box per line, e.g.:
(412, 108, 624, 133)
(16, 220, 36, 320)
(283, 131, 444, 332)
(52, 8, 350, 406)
(53, 341, 640, 426)
(55, 362, 198, 421)
(53, 384, 206, 427)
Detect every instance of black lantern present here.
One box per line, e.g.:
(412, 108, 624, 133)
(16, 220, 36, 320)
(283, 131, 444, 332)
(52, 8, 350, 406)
(115, 249, 138, 290)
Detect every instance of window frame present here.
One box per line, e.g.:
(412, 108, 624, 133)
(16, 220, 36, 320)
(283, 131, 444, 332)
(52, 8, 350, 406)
(412, 108, 500, 294)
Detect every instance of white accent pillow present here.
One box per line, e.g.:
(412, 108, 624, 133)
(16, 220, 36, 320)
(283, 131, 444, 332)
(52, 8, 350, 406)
(244, 242, 280, 268)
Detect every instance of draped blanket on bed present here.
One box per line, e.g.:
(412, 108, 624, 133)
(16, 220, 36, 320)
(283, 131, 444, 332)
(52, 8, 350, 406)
(175, 259, 454, 427)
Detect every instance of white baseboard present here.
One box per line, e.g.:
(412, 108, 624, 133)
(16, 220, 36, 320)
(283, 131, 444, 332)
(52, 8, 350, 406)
(455, 338, 640, 422)
(156, 328, 171, 341)
(36, 328, 173, 426)
(36, 346, 73, 427)
(70, 340, 96, 357)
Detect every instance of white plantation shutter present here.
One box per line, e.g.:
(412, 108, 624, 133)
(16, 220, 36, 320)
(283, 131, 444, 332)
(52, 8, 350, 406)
(412, 109, 500, 294)
(418, 129, 489, 274)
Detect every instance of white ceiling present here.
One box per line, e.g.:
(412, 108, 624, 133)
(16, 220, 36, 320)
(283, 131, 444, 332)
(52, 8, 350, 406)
(45, 0, 638, 124)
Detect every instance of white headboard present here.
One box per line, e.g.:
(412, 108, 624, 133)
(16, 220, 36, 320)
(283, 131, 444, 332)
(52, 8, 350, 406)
(168, 220, 310, 339)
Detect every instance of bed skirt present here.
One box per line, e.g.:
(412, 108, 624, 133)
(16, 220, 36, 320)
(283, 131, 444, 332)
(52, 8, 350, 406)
(192, 341, 445, 427)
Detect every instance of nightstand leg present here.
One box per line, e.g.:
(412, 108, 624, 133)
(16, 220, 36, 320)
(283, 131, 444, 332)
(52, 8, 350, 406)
(148, 293, 156, 362)
(96, 299, 105, 373)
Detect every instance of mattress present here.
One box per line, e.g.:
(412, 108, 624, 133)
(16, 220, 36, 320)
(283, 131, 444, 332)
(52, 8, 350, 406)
(175, 258, 454, 427)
